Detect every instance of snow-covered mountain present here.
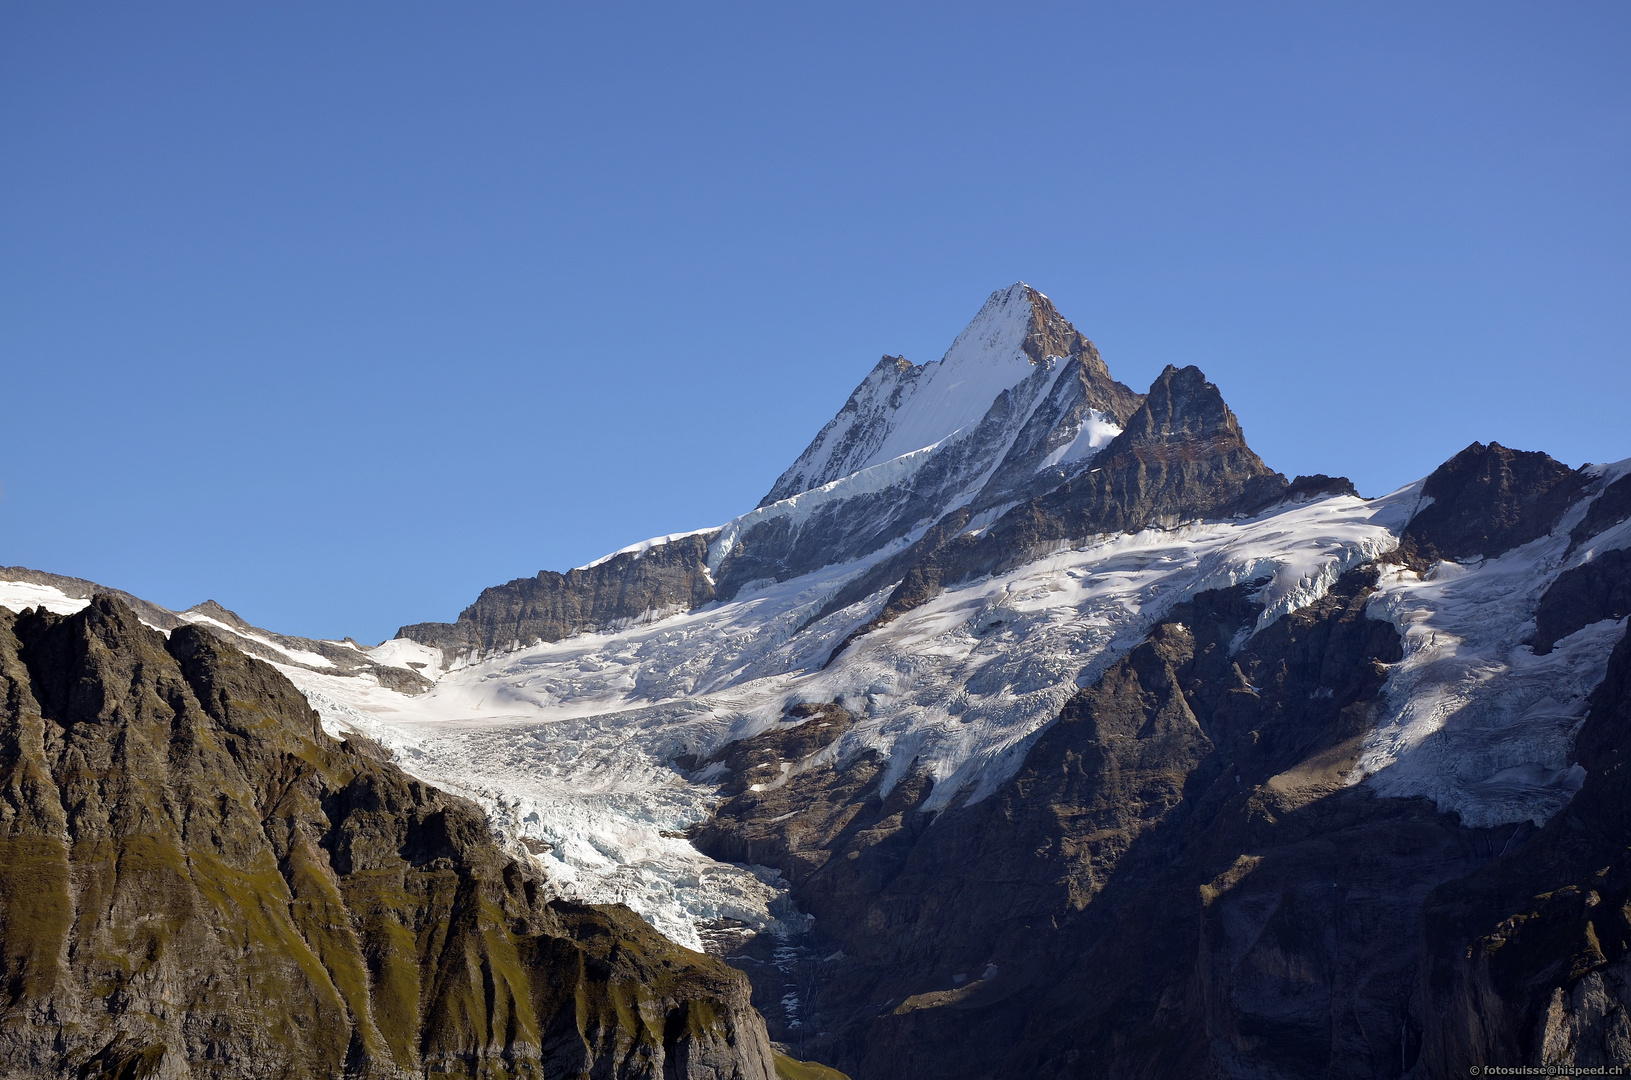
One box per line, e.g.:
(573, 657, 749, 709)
(5, 283, 1629, 1079)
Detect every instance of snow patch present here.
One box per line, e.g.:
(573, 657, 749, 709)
(0, 580, 90, 617)
(367, 637, 444, 679)
(1036, 409, 1121, 472)
(179, 614, 335, 668)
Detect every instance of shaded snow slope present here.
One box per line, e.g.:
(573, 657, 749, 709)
(1360, 457, 1631, 827)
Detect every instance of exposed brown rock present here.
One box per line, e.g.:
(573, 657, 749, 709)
(1530, 548, 1631, 655)
(0, 566, 434, 693)
(820, 364, 1296, 663)
(1569, 471, 1631, 553)
(697, 568, 1507, 1077)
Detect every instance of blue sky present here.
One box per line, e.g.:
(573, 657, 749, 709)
(2, 3, 1627, 643)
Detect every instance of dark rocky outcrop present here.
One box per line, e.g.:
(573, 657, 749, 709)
(966, 343, 1146, 514)
(0, 564, 181, 631)
(1569, 471, 1631, 552)
(0, 566, 434, 692)
(1531, 548, 1631, 654)
(0, 596, 775, 1080)
(398, 532, 720, 660)
(1396, 442, 1589, 568)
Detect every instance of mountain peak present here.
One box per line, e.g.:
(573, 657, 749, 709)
(762, 284, 1130, 505)
(943, 282, 1080, 371)
(1117, 363, 1245, 445)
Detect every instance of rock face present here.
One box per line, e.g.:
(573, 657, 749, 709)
(397, 532, 721, 661)
(195, 280, 1630, 1080)
(696, 570, 1504, 1078)
(814, 363, 1321, 653)
(760, 284, 1142, 506)
(0, 597, 776, 1080)
(1395, 441, 1589, 567)
(1529, 467, 1631, 654)
(1532, 548, 1631, 654)
(0, 565, 435, 693)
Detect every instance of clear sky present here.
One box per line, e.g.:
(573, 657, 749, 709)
(2, 3, 1627, 644)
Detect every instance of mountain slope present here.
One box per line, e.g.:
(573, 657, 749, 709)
(0, 597, 776, 1080)
(0, 564, 437, 692)
(689, 444, 1631, 1077)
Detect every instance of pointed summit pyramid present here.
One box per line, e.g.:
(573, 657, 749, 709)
(762, 284, 1140, 505)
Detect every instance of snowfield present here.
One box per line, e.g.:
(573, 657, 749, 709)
(765, 283, 1053, 499)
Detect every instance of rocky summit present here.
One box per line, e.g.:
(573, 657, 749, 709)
(3, 283, 1629, 1079)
